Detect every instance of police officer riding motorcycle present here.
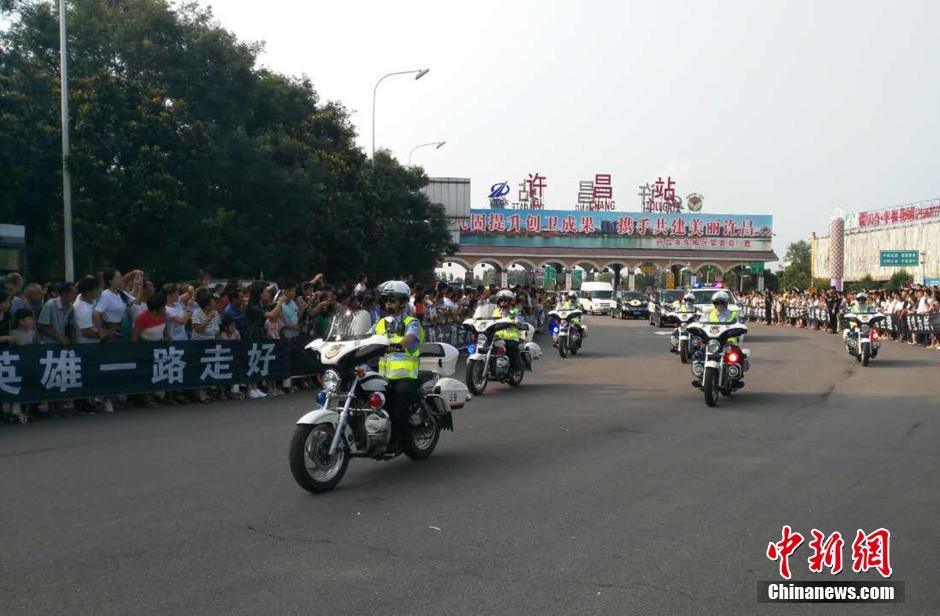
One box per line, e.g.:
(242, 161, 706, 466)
(551, 292, 582, 347)
(371, 280, 425, 447)
(670, 292, 700, 362)
(492, 289, 523, 373)
(688, 290, 750, 406)
(842, 292, 885, 366)
(463, 288, 542, 394)
(290, 280, 472, 493)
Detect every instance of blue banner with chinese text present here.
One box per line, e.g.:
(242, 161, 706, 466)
(0, 340, 292, 403)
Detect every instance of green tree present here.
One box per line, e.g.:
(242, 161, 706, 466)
(0, 0, 451, 282)
(888, 269, 913, 290)
(762, 268, 779, 292)
(849, 275, 882, 292)
(778, 241, 812, 290)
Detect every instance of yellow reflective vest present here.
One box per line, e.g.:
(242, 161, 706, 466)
(492, 307, 520, 341)
(375, 316, 424, 380)
(708, 308, 739, 323)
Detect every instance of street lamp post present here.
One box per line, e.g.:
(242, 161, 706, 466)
(371, 68, 429, 159)
(407, 141, 446, 166)
(59, 0, 74, 281)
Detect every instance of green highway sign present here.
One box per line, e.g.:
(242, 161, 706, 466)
(749, 261, 765, 274)
(879, 250, 919, 267)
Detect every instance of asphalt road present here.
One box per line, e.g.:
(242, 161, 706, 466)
(2, 317, 939, 615)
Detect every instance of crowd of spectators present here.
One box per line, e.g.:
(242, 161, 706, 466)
(738, 285, 940, 349)
(0, 269, 554, 422)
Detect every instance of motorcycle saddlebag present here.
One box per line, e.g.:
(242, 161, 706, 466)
(434, 377, 470, 409)
(523, 341, 543, 360)
(419, 343, 458, 376)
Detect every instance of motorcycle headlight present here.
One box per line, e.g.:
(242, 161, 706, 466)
(476, 334, 488, 347)
(706, 339, 722, 354)
(322, 369, 342, 394)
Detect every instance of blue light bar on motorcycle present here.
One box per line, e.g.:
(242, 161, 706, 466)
(550, 324, 559, 334)
(466, 344, 476, 355)
(316, 391, 327, 405)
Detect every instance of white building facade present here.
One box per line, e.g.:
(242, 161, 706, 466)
(812, 198, 940, 283)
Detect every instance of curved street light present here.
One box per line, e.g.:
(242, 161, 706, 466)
(372, 68, 430, 158)
(407, 140, 446, 166)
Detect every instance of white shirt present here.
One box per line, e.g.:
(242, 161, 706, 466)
(916, 297, 929, 314)
(73, 296, 98, 343)
(165, 301, 190, 341)
(95, 289, 130, 324)
(354, 282, 366, 294)
(442, 297, 458, 310)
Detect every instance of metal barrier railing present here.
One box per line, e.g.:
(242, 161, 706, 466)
(737, 305, 939, 344)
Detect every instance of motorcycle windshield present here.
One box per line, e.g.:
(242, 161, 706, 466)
(325, 312, 374, 341)
(472, 302, 496, 320)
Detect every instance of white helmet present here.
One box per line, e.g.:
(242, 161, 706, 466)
(856, 292, 868, 302)
(495, 289, 514, 302)
(377, 280, 411, 302)
(684, 292, 695, 302)
(711, 290, 731, 305)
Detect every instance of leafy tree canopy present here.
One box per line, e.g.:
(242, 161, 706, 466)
(0, 0, 453, 283)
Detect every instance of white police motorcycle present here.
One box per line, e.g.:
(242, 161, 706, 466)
(843, 312, 886, 366)
(463, 313, 542, 395)
(687, 320, 750, 407)
(670, 312, 700, 364)
(289, 319, 470, 494)
(548, 308, 585, 358)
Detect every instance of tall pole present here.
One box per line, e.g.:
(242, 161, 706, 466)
(371, 68, 429, 159)
(59, 0, 74, 281)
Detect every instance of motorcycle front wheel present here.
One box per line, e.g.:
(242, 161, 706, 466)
(289, 424, 349, 494)
(679, 341, 689, 364)
(861, 344, 871, 367)
(465, 359, 488, 395)
(703, 367, 720, 407)
(403, 407, 440, 460)
(558, 337, 568, 358)
(466, 359, 487, 396)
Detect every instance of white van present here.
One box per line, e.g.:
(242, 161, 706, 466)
(577, 281, 615, 314)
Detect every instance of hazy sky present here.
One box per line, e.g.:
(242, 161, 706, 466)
(208, 0, 940, 260)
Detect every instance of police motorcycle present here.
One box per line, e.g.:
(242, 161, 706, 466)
(842, 295, 885, 367)
(687, 293, 750, 407)
(670, 295, 700, 364)
(548, 304, 586, 358)
(463, 293, 543, 395)
(289, 315, 470, 494)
